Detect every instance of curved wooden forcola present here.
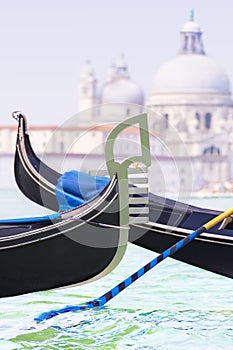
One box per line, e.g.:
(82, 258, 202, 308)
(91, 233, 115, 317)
(13, 112, 233, 279)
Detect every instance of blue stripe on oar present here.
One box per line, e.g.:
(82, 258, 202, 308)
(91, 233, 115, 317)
(111, 286, 120, 297)
(175, 239, 184, 250)
(35, 226, 206, 322)
(125, 276, 132, 287)
(162, 248, 171, 259)
(137, 267, 145, 278)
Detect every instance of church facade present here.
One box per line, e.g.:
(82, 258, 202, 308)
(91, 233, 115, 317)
(147, 13, 233, 191)
(75, 13, 233, 192)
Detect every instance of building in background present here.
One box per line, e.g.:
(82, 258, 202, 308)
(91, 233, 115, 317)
(147, 12, 233, 191)
(1, 12, 233, 193)
(78, 54, 144, 120)
(76, 12, 233, 192)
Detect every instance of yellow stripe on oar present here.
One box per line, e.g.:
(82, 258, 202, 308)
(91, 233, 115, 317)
(203, 208, 233, 230)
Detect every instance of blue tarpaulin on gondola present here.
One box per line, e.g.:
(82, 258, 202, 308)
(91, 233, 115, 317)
(55, 170, 110, 211)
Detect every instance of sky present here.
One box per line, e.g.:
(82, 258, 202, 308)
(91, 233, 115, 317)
(0, 0, 232, 125)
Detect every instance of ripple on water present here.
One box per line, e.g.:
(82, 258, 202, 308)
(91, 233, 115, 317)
(0, 307, 231, 349)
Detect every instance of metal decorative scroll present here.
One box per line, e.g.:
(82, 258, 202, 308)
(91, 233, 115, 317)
(90, 113, 151, 227)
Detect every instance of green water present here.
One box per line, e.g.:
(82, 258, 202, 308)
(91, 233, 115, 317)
(0, 191, 233, 349)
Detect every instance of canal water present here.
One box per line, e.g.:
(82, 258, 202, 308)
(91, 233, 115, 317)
(0, 191, 232, 349)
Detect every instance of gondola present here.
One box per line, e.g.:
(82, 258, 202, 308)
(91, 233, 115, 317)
(13, 112, 61, 212)
(13, 112, 233, 280)
(0, 175, 130, 298)
(0, 113, 152, 298)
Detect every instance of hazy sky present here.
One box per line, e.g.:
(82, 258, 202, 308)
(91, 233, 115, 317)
(0, 0, 232, 125)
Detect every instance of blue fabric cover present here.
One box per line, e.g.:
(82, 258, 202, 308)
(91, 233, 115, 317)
(55, 170, 110, 211)
(0, 213, 60, 224)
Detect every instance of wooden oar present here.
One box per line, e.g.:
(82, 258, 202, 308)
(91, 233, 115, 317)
(35, 208, 233, 322)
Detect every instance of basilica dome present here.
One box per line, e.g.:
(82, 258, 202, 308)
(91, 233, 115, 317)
(152, 54, 231, 94)
(102, 78, 144, 104)
(101, 55, 144, 105)
(150, 14, 231, 96)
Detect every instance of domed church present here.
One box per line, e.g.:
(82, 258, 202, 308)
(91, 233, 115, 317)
(78, 54, 144, 120)
(147, 11, 233, 191)
(147, 11, 232, 135)
(77, 12, 233, 192)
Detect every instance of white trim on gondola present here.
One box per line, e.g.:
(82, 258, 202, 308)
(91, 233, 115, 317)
(0, 176, 118, 245)
(133, 221, 233, 246)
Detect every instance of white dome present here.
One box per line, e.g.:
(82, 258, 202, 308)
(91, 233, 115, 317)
(152, 54, 231, 94)
(102, 78, 144, 105)
(102, 54, 144, 105)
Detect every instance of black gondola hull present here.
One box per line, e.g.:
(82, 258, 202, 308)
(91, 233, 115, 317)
(13, 113, 233, 280)
(0, 227, 119, 298)
(132, 225, 233, 279)
(0, 177, 126, 298)
(14, 135, 59, 212)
